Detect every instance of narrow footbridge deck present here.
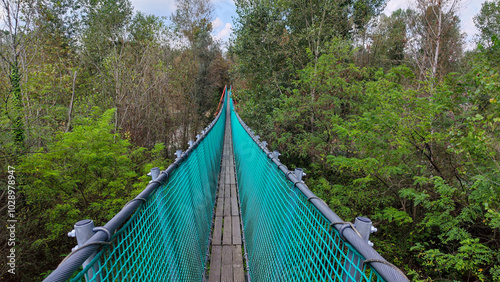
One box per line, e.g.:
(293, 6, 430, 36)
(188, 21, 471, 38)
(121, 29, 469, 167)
(208, 111, 245, 282)
(45, 87, 408, 282)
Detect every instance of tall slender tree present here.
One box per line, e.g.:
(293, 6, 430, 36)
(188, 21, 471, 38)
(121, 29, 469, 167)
(171, 0, 222, 134)
(0, 0, 39, 150)
(407, 0, 464, 81)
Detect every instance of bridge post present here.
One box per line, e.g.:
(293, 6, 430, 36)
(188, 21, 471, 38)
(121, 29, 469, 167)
(175, 150, 183, 160)
(271, 150, 281, 159)
(354, 217, 377, 247)
(342, 217, 377, 281)
(68, 220, 100, 281)
(294, 168, 306, 182)
(148, 167, 160, 182)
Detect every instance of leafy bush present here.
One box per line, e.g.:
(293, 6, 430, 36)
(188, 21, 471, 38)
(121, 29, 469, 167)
(17, 108, 169, 279)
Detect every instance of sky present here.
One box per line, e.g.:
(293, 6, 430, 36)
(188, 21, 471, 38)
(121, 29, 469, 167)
(383, 0, 488, 48)
(130, 0, 487, 48)
(130, 0, 236, 45)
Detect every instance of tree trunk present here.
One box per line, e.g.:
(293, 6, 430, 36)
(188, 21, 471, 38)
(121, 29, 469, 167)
(66, 70, 77, 132)
(10, 65, 24, 147)
(431, 1, 442, 80)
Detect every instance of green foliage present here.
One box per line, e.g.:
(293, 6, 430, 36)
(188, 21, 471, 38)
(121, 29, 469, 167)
(80, 0, 133, 68)
(171, 0, 213, 45)
(233, 32, 500, 280)
(21, 109, 127, 232)
(129, 12, 166, 44)
(363, 9, 408, 69)
(1, 0, 227, 280)
(9, 66, 25, 147)
(17, 108, 168, 279)
(378, 207, 413, 226)
(232, 0, 387, 132)
(474, 0, 500, 48)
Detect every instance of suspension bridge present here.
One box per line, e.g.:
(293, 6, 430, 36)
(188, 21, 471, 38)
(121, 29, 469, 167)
(44, 87, 408, 282)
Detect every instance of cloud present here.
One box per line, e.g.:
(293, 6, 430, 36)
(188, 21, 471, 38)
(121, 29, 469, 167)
(212, 21, 232, 51)
(459, 0, 486, 35)
(383, 0, 409, 15)
(130, 0, 176, 18)
(212, 17, 223, 29)
(382, 0, 488, 49)
(211, 0, 235, 5)
(215, 22, 232, 41)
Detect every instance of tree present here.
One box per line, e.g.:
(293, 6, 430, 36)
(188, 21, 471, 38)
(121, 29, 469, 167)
(231, 0, 387, 131)
(171, 0, 224, 132)
(0, 0, 39, 150)
(360, 9, 408, 69)
(474, 0, 500, 48)
(0, 0, 229, 279)
(171, 0, 213, 46)
(15, 109, 168, 279)
(79, 0, 132, 71)
(406, 0, 464, 81)
(38, 0, 83, 45)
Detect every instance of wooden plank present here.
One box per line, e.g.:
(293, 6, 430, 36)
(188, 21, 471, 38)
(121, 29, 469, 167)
(215, 197, 224, 217)
(219, 172, 225, 190)
(223, 216, 232, 245)
(224, 171, 232, 186)
(232, 216, 242, 245)
(212, 217, 223, 245)
(209, 246, 222, 281)
(221, 246, 233, 282)
(230, 185, 237, 199)
(218, 182, 225, 201)
(231, 197, 238, 216)
(224, 194, 231, 216)
(208, 245, 222, 282)
(228, 173, 236, 185)
(224, 182, 231, 198)
(233, 245, 245, 282)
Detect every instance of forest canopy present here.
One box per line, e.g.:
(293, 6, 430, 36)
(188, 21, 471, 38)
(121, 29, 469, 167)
(0, 0, 228, 279)
(231, 0, 500, 280)
(1, 0, 499, 280)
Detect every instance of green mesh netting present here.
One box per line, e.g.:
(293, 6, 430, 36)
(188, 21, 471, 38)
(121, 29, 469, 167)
(230, 98, 384, 282)
(71, 100, 226, 282)
(65, 91, 391, 282)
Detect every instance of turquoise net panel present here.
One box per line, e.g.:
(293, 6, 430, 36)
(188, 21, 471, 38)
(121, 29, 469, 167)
(230, 99, 383, 282)
(71, 102, 226, 282)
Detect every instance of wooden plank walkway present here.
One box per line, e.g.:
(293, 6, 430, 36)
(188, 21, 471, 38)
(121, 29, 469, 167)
(208, 109, 245, 282)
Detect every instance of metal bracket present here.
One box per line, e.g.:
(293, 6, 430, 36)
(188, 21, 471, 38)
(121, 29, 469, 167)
(355, 217, 376, 247)
(148, 167, 160, 182)
(175, 150, 183, 160)
(294, 168, 306, 181)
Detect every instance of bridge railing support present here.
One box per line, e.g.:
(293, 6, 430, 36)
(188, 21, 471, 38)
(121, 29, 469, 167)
(230, 102, 409, 282)
(343, 217, 378, 281)
(147, 167, 160, 182)
(68, 220, 100, 282)
(45, 88, 228, 282)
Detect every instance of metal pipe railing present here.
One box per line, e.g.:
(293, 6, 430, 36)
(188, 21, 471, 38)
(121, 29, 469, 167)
(231, 99, 408, 282)
(44, 90, 227, 282)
